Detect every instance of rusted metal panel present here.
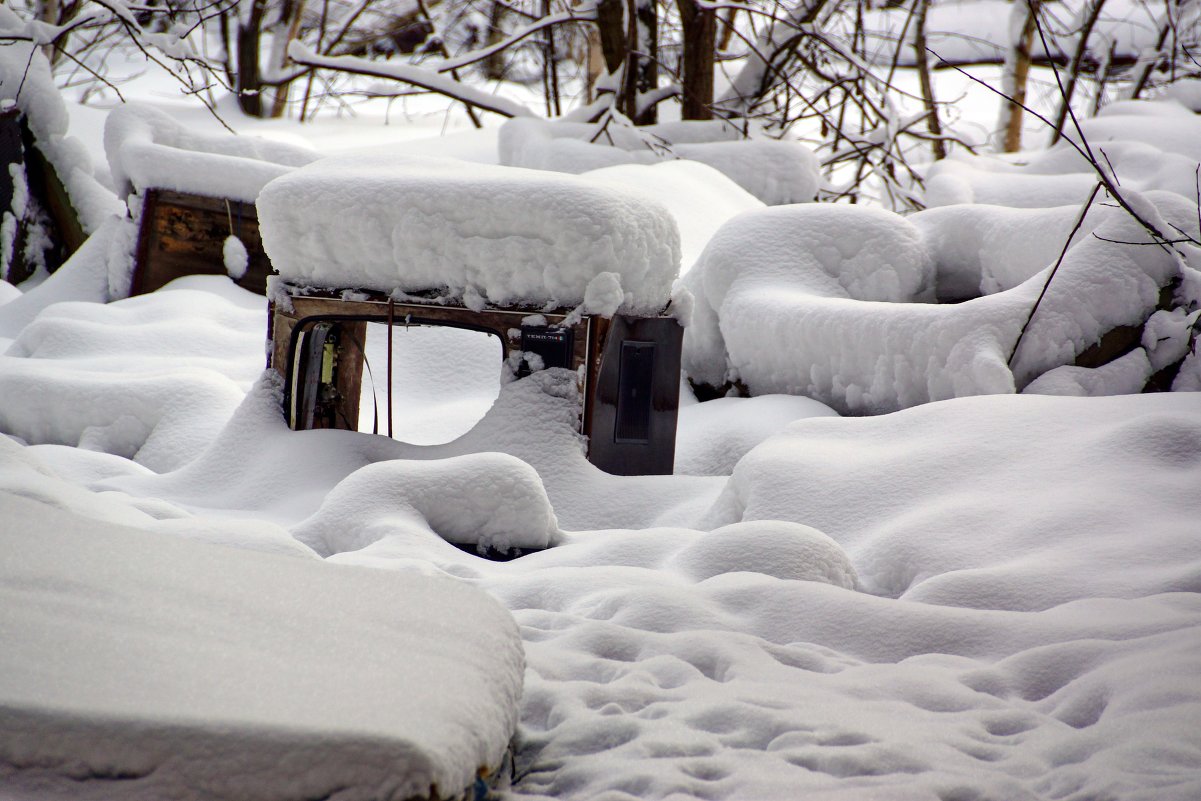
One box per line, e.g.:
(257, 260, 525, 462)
(130, 188, 273, 296)
(586, 315, 684, 476)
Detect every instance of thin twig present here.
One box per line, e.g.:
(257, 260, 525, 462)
(1009, 181, 1103, 367)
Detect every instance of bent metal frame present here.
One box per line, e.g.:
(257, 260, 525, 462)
(267, 283, 684, 476)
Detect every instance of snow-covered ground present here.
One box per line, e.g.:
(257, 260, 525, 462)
(2, 18, 1201, 801)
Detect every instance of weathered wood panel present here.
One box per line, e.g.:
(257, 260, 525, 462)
(0, 110, 86, 285)
(131, 188, 273, 296)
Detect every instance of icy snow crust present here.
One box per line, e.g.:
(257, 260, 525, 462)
(258, 154, 681, 314)
(0, 491, 524, 801)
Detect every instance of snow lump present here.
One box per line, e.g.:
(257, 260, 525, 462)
(258, 154, 681, 314)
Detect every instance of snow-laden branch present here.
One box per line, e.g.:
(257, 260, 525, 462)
(287, 42, 536, 118)
(436, 8, 597, 73)
(0, 7, 109, 46)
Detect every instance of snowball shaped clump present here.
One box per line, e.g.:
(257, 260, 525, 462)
(258, 154, 681, 315)
(223, 235, 249, 280)
(669, 520, 857, 589)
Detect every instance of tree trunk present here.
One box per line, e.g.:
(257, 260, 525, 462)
(1050, 0, 1106, 145)
(270, 0, 306, 118)
(484, 1, 509, 82)
(912, 0, 945, 158)
(594, 0, 628, 76)
(998, 0, 1039, 153)
(236, 0, 268, 117)
(628, 0, 658, 124)
(678, 0, 716, 120)
(594, 0, 658, 123)
(38, 0, 61, 65)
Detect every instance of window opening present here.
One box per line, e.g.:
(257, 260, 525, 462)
(357, 321, 504, 445)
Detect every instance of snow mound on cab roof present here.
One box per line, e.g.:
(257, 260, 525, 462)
(258, 154, 681, 314)
(682, 203, 936, 393)
(0, 491, 524, 801)
(910, 202, 1116, 300)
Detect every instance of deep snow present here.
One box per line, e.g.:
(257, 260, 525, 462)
(1, 18, 1200, 801)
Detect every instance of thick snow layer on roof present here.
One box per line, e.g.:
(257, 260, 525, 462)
(104, 103, 318, 202)
(499, 117, 818, 205)
(0, 489, 523, 801)
(258, 154, 681, 314)
(683, 193, 1189, 412)
(0, 8, 69, 146)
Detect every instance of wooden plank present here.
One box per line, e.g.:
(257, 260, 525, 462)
(25, 140, 87, 255)
(1, 111, 88, 284)
(0, 110, 26, 284)
(130, 188, 274, 296)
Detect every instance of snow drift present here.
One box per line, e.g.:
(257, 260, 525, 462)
(0, 491, 524, 801)
(499, 117, 819, 206)
(684, 192, 1198, 413)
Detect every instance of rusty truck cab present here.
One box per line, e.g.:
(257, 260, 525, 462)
(267, 282, 684, 475)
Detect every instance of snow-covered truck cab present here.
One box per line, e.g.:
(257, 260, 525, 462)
(267, 283, 683, 475)
(257, 154, 687, 475)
